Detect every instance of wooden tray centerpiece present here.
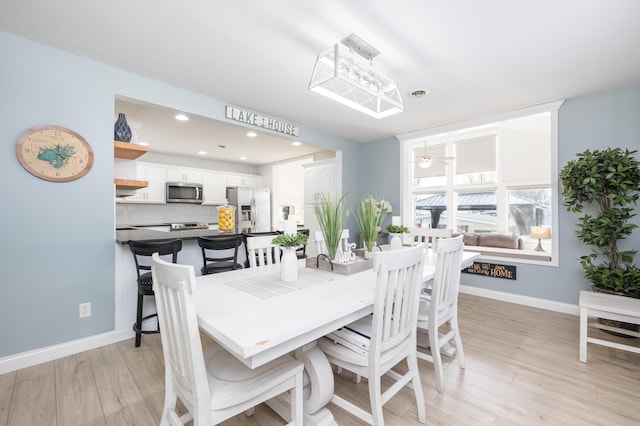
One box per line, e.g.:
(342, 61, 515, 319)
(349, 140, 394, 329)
(306, 253, 374, 275)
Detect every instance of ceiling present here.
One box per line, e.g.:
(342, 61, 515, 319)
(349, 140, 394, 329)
(2, 1, 640, 162)
(114, 98, 325, 165)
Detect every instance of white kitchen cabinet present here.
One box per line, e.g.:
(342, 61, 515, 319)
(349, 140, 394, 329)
(303, 158, 339, 257)
(125, 163, 167, 203)
(166, 167, 203, 184)
(202, 172, 228, 205)
(303, 159, 336, 204)
(226, 174, 260, 187)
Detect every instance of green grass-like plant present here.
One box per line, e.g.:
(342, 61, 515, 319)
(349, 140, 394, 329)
(354, 195, 392, 252)
(313, 193, 347, 260)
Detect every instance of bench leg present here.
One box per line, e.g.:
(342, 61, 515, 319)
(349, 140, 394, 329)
(579, 306, 588, 363)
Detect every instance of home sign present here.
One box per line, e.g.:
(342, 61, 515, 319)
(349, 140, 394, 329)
(463, 262, 516, 280)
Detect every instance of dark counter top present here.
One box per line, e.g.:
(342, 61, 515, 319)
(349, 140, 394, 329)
(115, 226, 306, 244)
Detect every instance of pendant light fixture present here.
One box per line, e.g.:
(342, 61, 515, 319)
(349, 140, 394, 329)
(309, 34, 404, 119)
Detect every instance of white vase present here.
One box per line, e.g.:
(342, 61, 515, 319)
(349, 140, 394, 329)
(389, 233, 402, 250)
(280, 248, 298, 282)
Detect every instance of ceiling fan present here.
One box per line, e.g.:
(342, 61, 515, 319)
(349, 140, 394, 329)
(413, 141, 454, 169)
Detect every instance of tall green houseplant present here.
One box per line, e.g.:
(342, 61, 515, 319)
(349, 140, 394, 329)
(313, 193, 347, 260)
(560, 147, 640, 297)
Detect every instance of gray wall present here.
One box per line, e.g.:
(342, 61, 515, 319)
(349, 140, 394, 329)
(0, 32, 361, 358)
(359, 85, 640, 305)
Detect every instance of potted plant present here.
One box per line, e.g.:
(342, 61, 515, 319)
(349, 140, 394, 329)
(272, 232, 308, 281)
(272, 232, 309, 249)
(386, 224, 409, 250)
(386, 224, 409, 234)
(560, 147, 640, 300)
(354, 195, 392, 255)
(313, 193, 347, 261)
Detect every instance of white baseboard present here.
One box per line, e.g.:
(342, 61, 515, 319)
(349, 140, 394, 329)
(0, 328, 134, 375)
(0, 288, 579, 375)
(460, 285, 579, 316)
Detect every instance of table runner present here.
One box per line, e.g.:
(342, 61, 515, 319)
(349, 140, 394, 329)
(224, 268, 339, 299)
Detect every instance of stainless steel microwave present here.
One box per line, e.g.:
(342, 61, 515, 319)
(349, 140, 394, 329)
(166, 181, 203, 204)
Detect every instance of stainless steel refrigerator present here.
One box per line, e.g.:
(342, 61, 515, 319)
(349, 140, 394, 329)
(226, 186, 271, 230)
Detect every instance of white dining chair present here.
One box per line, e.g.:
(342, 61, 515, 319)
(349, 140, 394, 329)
(416, 235, 465, 393)
(314, 229, 351, 258)
(151, 254, 304, 425)
(408, 227, 452, 252)
(318, 245, 426, 425)
(246, 235, 282, 267)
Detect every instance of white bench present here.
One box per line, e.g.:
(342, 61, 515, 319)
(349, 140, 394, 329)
(579, 290, 640, 362)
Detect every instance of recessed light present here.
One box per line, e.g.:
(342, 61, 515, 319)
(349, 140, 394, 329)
(198, 151, 207, 155)
(175, 114, 189, 121)
(409, 89, 429, 98)
(246, 132, 257, 137)
(292, 141, 301, 146)
(240, 156, 247, 160)
(218, 145, 226, 149)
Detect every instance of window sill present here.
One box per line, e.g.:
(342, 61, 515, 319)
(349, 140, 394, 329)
(464, 246, 554, 265)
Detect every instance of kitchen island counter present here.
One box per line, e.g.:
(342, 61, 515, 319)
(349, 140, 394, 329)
(117, 226, 270, 244)
(115, 225, 307, 244)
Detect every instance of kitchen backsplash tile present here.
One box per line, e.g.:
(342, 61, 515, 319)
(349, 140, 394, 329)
(116, 203, 219, 225)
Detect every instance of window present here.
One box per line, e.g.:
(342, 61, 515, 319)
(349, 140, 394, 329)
(399, 101, 562, 265)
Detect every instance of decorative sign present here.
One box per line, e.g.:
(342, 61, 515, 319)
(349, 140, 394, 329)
(225, 106, 299, 137)
(463, 262, 516, 280)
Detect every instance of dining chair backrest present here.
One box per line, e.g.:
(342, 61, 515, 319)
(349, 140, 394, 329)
(314, 229, 350, 257)
(429, 235, 464, 324)
(241, 231, 279, 268)
(408, 227, 452, 252)
(370, 244, 425, 364)
(151, 254, 210, 421)
(246, 235, 281, 267)
(416, 235, 465, 393)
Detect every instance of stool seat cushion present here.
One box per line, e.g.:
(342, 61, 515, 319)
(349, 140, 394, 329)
(201, 262, 243, 275)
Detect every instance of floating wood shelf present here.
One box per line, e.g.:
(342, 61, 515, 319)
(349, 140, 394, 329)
(114, 141, 148, 160)
(114, 178, 148, 191)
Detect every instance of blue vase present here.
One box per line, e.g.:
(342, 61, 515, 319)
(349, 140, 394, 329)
(114, 113, 132, 142)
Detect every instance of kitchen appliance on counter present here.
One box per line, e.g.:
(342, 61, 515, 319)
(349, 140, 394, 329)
(226, 186, 271, 229)
(166, 181, 203, 204)
(169, 222, 210, 231)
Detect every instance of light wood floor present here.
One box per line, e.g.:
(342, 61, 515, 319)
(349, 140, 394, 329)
(1, 293, 639, 425)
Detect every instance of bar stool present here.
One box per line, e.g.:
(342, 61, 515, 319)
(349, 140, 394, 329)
(129, 239, 182, 347)
(197, 235, 243, 275)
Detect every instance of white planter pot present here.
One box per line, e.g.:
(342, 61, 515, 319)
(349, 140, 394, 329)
(280, 248, 298, 282)
(389, 233, 402, 250)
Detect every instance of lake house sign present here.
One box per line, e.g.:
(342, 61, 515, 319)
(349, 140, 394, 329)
(225, 106, 299, 137)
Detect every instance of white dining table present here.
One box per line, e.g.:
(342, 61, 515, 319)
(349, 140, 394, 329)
(194, 250, 479, 426)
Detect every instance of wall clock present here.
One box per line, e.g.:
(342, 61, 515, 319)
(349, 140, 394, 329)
(16, 125, 94, 182)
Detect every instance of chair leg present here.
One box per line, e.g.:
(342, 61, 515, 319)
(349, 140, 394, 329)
(451, 316, 465, 368)
(429, 327, 444, 393)
(407, 354, 426, 423)
(368, 375, 384, 426)
(134, 293, 144, 347)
